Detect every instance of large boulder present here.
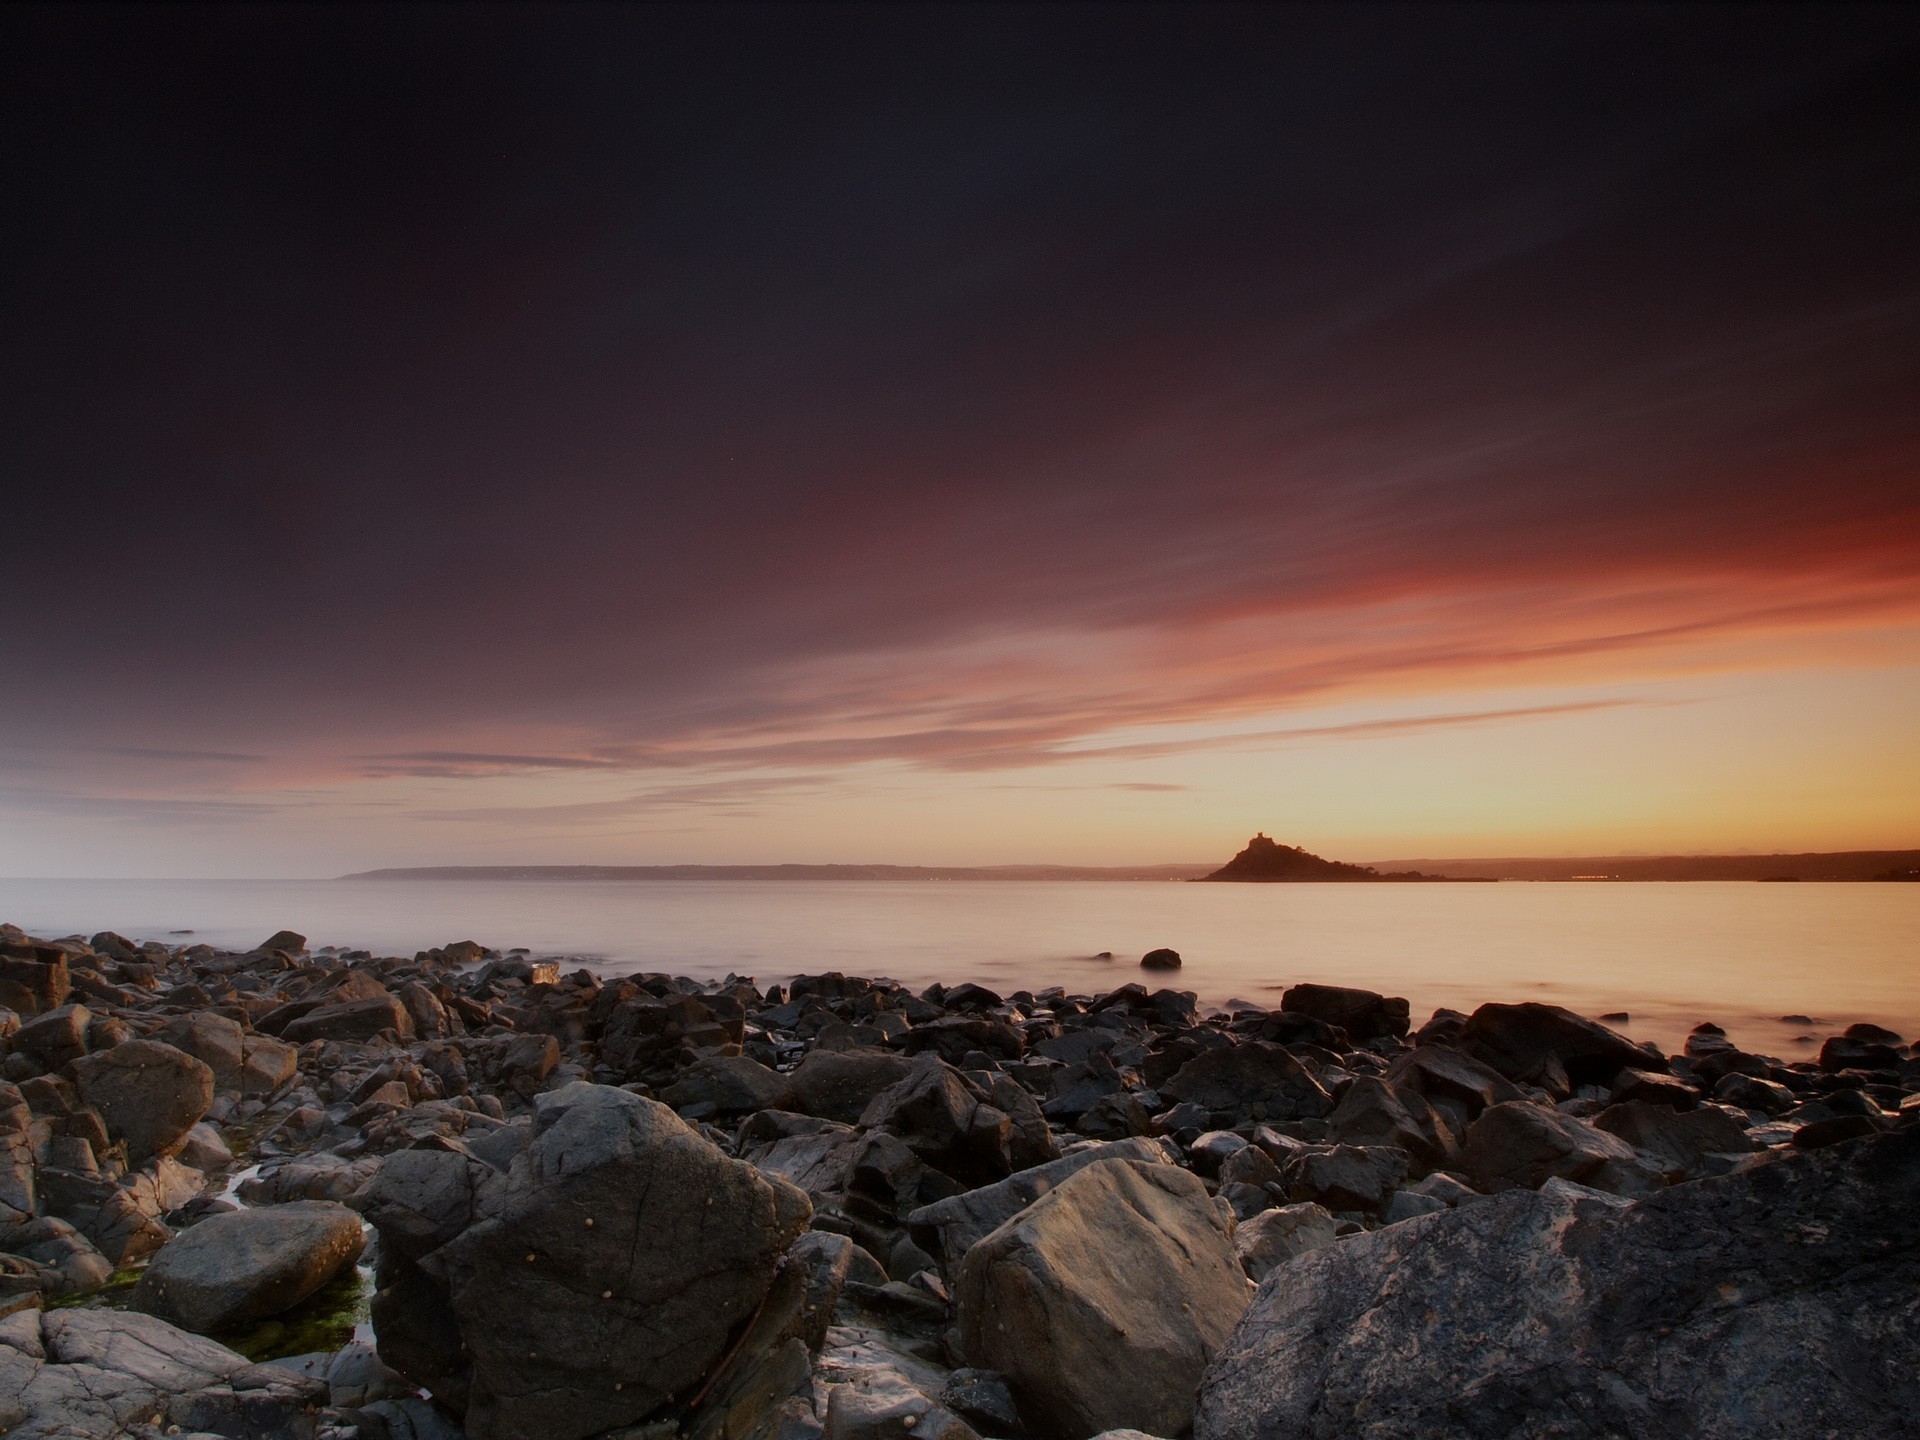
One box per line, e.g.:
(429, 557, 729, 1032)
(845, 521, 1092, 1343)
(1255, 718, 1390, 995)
(1160, 1042, 1332, 1125)
(131, 1200, 365, 1335)
(12, 1003, 91, 1069)
(859, 1054, 1019, 1187)
(956, 1158, 1251, 1440)
(0, 948, 70, 1016)
(161, 1012, 247, 1094)
(661, 1055, 796, 1117)
(378, 1081, 811, 1440)
(1458, 1002, 1664, 1094)
(70, 1039, 214, 1164)
(1195, 1128, 1920, 1440)
(1593, 1099, 1759, 1180)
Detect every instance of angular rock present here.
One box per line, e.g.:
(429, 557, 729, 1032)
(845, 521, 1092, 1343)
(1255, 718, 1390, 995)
(906, 1136, 1178, 1271)
(859, 1055, 1017, 1187)
(161, 1012, 247, 1094)
(1461, 1100, 1656, 1195)
(787, 1049, 916, 1124)
(392, 1082, 811, 1440)
(131, 1199, 365, 1335)
(282, 990, 414, 1044)
(70, 1039, 214, 1164)
(956, 1158, 1251, 1440)
(1282, 1144, 1408, 1213)
(1278, 983, 1409, 1041)
(1233, 1202, 1338, 1283)
(1610, 1066, 1699, 1111)
(1593, 1099, 1760, 1179)
(1195, 1128, 1920, 1440)
(663, 1054, 796, 1117)
(1325, 1075, 1451, 1169)
(13, 1003, 91, 1069)
(359, 1146, 505, 1261)
(1459, 1002, 1664, 1093)
(1161, 1042, 1332, 1124)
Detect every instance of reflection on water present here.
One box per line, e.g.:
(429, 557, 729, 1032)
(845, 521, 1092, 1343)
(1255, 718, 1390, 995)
(2, 876, 1914, 1056)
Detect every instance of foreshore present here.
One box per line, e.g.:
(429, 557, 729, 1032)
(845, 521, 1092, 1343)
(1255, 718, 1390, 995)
(0, 920, 1915, 1440)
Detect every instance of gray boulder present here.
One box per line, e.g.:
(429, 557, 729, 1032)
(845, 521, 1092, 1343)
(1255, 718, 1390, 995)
(70, 1039, 214, 1164)
(131, 1200, 365, 1335)
(1593, 1098, 1759, 1180)
(13, 1003, 91, 1069)
(1195, 1127, 1920, 1440)
(662, 1054, 796, 1117)
(957, 1158, 1251, 1440)
(282, 990, 414, 1043)
(1459, 1002, 1664, 1094)
(788, 1048, 916, 1123)
(383, 1081, 811, 1440)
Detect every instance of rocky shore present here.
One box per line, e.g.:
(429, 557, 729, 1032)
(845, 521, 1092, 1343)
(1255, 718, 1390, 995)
(0, 922, 1914, 1440)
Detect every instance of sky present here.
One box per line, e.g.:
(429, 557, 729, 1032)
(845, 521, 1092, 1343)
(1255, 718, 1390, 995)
(2, 3, 1917, 877)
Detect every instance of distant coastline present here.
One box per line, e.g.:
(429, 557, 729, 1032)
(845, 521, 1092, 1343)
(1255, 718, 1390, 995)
(340, 848, 1920, 883)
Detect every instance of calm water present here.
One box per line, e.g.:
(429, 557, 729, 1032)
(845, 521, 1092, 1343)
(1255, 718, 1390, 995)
(2, 877, 1914, 1058)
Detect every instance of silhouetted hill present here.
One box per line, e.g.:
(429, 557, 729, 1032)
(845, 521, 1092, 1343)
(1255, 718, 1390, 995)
(1360, 850, 1920, 881)
(1197, 834, 1467, 882)
(340, 863, 1216, 882)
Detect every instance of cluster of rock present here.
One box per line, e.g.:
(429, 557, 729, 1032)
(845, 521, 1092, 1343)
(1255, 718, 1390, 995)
(0, 920, 1915, 1440)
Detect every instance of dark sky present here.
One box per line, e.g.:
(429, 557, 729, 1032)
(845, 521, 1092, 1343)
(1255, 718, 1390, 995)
(2, 4, 1918, 859)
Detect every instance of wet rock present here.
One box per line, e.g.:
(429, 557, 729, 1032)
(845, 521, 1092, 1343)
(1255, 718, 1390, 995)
(1278, 983, 1409, 1041)
(131, 1199, 366, 1335)
(256, 930, 309, 955)
(956, 1158, 1250, 1440)
(1714, 1071, 1795, 1115)
(383, 1081, 811, 1440)
(1195, 1128, 1920, 1440)
(70, 1039, 214, 1164)
(1609, 1066, 1698, 1110)
(1458, 1002, 1663, 1094)
(1461, 1100, 1659, 1196)
(1139, 948, 1182, 971)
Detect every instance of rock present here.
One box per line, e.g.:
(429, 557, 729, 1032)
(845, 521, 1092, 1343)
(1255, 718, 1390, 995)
(255, 930, 308, 954)
(1593, 1099, 1759, 1180)
(1278, 983, 1409, 1041)
(385, 1081, 811, 1440)
(663, 1055, 797, 1117)
(1325, 1076, 1451, 1169)
(0, 1307, 320, 1440)
(822, 1366, 980, 1439)
(283, 990, 414, 1044)
(0, 1083, 36, 1224)
(1383, 1045, 1526, 1120)
(956, 1158, 1251, 1440)
(131, 1199, 366, 1335)
(1160, 1042, 1332, 1124)
(161, 1012, 247, 1094)
(359, 1146, 504, 1261)
(905, 1137, 1179, 1271)
(70, 1039, 214, 1164)
(1233, 1202, 1338, 1283)
(1139, 949, 1182, 970)
(1714, 1071, 1795, 1115)
(13, 1003, 91, 1069)
(1609, 1066, 1698, 1110)
(942, 1367, 1022, 1435)
(1194, 1128, 1920, 1440)
(859, 1055, 1018, 1187)
(787, 1050, 916, 1124)
(1382, 1187, 1449, 1224)
(0, 949, 70, 1016)
(1461, 1100, 1659, 1196)
(1458, 1002, 1664, 1094)
(1282, 1144, 1408, 1213)
(175, 1122, 233, 1173)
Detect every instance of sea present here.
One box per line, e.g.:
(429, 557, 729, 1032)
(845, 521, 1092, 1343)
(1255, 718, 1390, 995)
(2, 876, 1915, 1058)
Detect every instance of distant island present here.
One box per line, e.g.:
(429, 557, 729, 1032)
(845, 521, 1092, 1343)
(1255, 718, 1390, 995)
(1198, 833, 1478, 882)
(341, 862, 1217, 882)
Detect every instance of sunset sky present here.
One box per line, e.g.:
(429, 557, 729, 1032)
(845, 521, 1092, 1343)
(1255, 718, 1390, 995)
(3, 4, 1917, 877)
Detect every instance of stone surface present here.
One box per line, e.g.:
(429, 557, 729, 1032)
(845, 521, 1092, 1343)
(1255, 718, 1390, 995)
(956, 1157, 1250, 1440)
(1233, 1202, 1338, 1283)
(1278, 983, 1409, 1041)
(906, 1137, 1177, 1270)
(1460, 1099, 1657, 1196)
(1459, 1002, 1664, 1093)
(1161, 1042, 1332, 1124)
(70, 1039, 215, 1164)
(131, 1199, 366, 1335)
(1195, 1128, 1920, 1440)
(788, 1049, 916, 1124)
(387, 1081, 811, 1440)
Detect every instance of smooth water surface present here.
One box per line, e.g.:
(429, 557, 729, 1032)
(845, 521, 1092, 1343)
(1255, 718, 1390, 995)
(2, 877, 1914, 1056)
